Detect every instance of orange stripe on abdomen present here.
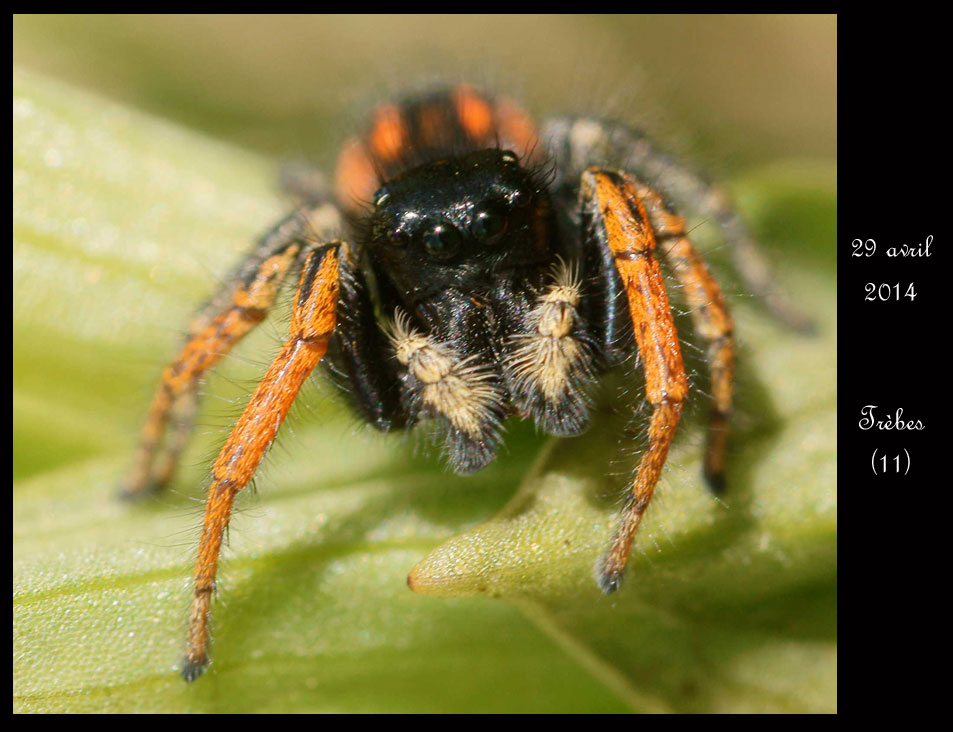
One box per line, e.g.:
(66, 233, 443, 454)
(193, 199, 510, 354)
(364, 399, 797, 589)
(369, 103, 409, 163)
(334, 138, 380, 212)
(495, 97, 541, 163)
(454, 84, 494, 143)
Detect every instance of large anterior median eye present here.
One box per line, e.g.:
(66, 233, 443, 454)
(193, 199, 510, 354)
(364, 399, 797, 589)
(422, 221, 462, 260)
(471, 206, 508, 244)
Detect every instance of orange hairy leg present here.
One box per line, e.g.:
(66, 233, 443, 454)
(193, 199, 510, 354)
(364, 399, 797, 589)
(540, 116, 812, 332)
(580, 169, 690, 593)
(181, 242, 341, 682)
(119, 208, 343, 500)
(634, 182, 735, 493)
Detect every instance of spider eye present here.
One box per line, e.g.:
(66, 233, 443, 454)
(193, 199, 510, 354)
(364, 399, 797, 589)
(471, 208, 507, 243)
(389, 227, 411, 248)
(508, 189, 533, 208)
(422, 222, 462, 260)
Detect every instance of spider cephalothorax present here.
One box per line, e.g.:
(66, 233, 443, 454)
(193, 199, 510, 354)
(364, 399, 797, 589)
(350, 146, 588, 472)
(120, 83, 809, 682)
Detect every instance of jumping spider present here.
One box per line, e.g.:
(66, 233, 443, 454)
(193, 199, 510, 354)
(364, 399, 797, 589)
(120, 84, 810, 681)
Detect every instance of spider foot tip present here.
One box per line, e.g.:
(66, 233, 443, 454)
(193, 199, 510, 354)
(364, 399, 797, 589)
(117, 480, 162, 504)
(777, 307, 817, 337)
(595, 558, 624, 595)
(180, 656, 209, 683)
(704, 471, 727, 496)
(791, 318, 818, 337)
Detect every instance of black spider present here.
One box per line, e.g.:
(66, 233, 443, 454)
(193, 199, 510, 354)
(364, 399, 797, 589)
(120, 84, 807, 681)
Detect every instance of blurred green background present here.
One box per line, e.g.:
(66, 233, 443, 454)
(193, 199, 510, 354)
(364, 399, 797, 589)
(13, 15, 836, 713)
(13, 15, 835, 161)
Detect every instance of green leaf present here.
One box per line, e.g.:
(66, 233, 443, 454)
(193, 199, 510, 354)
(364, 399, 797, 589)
(13, 67, 835, 713)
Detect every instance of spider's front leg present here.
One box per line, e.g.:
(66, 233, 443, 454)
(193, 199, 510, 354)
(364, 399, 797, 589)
(182, 241, 342, 682)
(544, 116, 814, 333)
(634, 183, 735, 493)
(579, 168, 689, 593)
(119, 204, 341, 499)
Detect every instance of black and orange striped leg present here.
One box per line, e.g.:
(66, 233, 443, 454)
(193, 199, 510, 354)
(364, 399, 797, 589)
(147, 388, 200, 493)
(120, 206, 340, 500)
(580, 168, 689, 594)
(542, 116, 814, 333)
(634, 183, 735, 494)
(616, 128, 813, 333)
(182, 242, 342, 682)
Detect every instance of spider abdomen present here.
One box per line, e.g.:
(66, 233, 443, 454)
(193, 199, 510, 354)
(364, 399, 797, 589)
(335, 85, 542, 213)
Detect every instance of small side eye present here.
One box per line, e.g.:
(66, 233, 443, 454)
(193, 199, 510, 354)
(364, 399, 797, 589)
(389, 227, 411, 247)
(508, 189, 533, 208)
(471, 208, 508, 243)
(423, 222, 462, 259)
